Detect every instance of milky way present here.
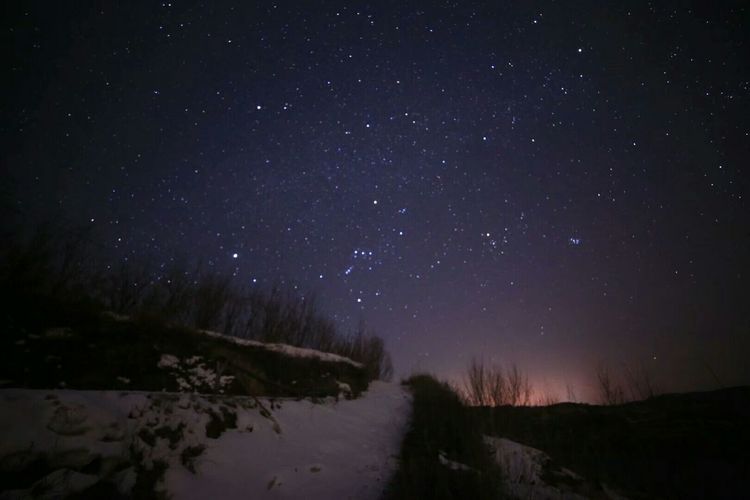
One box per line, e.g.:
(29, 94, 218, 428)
(4, 1, 748, 398)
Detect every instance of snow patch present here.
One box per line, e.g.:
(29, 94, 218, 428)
(484, 436, 618, 500)
(158, 354, 181, 369)
(438, 451, 475, 472)
(0, 383, 411, 499)
(102, 311, 131, 322)
(43, 327, 73, 339)
(200, 329, 363, 368)
(336, 381, 352, 398)
(157, 354, 234, 393)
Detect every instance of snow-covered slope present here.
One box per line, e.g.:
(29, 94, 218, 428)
(484, 436, 625, 500)
(0, 383, 411, 499)
(199, 329, 363, 368)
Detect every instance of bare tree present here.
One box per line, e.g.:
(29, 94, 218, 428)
(259, 286, 284, 342)
(219, 289, 246, 336)
(151, 262, 196, 323)
(565, 383, 578, 403)
(506, 364, 532, 406)
(536, 391, 560, 406)
(49, 226, 96, 296)
(624, 362, 658, 401)
(462, 358, 532, 406)
(0, 225, 56, 295)
(103, 261, 152, 314)
(192, 272, 233, 330)
(337, 321, 393, 381)
(463, 357, 492, 406)
(0, 219, 397, 381)
(596, 364, 625, 405)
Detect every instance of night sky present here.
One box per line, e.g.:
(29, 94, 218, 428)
(4, 1, 748, 400)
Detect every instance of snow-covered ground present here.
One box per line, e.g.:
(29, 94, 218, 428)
(0, 382, 411, 499)
(484, 436, 626, 500)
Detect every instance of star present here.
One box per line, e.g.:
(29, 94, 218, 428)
(5, 0, 745, 400)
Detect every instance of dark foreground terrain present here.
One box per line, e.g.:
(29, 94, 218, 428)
(0, 294, 368, 400)
(477, 386, 750, 499)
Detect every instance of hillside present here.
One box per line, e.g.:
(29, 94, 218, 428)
(0, 302, 413, 498)
(3, 283, 747, 498)
(0, 304, 368, 400)
(0, 236, 420, 499)
(476, 386, 750, 499)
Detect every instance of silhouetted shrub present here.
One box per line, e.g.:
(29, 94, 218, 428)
(0, 225, 97, 301)
(461, 357, 532, 406)
(336, 323, 394, 381)
(100, 261, 153, 314)
(594, 362, 659, 405)
(0, 224, 393, 380)
(386, 374, 503, 499)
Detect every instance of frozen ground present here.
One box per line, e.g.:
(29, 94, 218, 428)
(0, 382, 411, 499)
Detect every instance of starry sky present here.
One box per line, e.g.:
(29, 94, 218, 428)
(4, 1, 749, 400)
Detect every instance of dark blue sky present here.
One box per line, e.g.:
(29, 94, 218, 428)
(4, 1, 748, 399)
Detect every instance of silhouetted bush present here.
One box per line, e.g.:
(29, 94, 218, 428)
(386, 374, 503, 499)
(0, 225, 393, 380)
(0, 225, 98, 301)
(100, 260, 153, 314)
(336, 322, 394, 381)
(595, 362, 659, 405)
(191, 273, 233, 330)
(461, 357, 532, 406)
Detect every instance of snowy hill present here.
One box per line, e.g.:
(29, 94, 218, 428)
(0, 311, 370, 400)
(0, 382, 411, 499)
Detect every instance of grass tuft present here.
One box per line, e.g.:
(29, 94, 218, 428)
(386, 374, 504, 499)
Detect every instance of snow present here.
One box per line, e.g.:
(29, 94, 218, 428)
(437, 451, 475, 472)
(157, 354, 235, 393)
(484, 436, 618, 500)
(97, 312, 362, 368)
(43, 327, 73, 339)
(485, 436, 584, 499)
(166, 381, 410, 499)
(97, 311, 362, 368)
(0, 382, 411, 499)
(336, 381, 352, 398)
(199, 329, 363, 368)
(101, 311, 131, 322)
(158, 353, 181, 369)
